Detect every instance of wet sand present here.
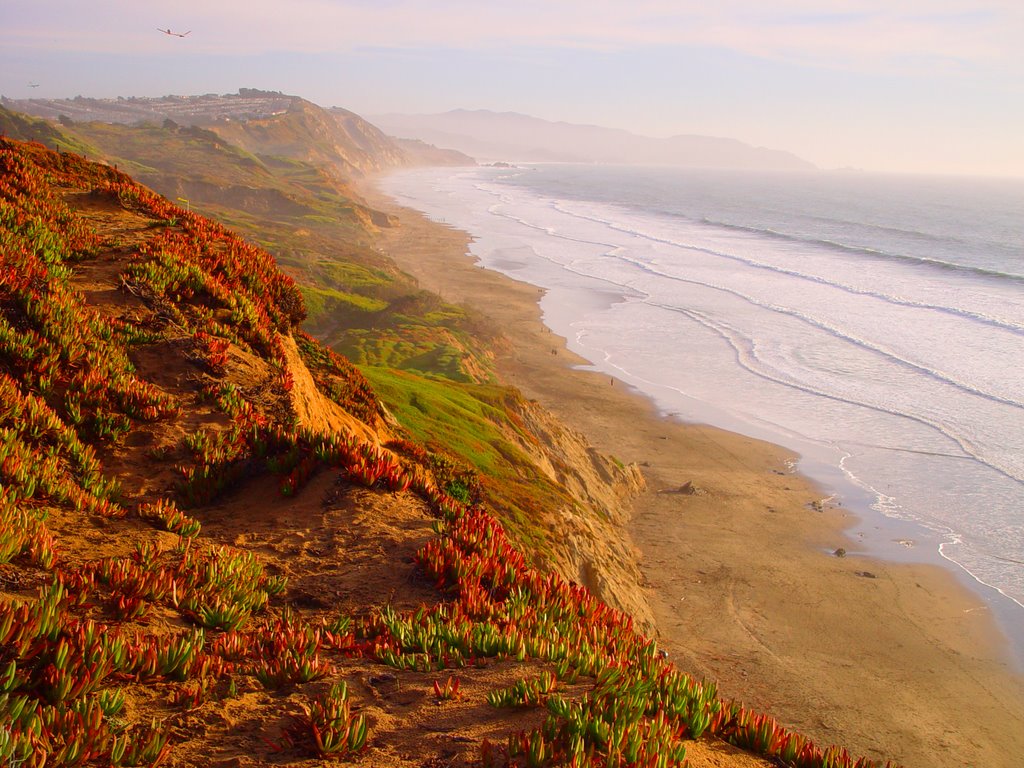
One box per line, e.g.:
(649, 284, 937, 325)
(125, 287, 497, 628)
(362, 178, 1024, 768)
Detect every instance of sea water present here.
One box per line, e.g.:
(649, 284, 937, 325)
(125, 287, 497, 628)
(378, 164, 1024, 653)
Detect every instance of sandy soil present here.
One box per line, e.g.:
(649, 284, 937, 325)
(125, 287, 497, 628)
(362, 177, 1024, 768)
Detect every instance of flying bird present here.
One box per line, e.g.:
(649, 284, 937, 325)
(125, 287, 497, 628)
(157, 28, 191, 37)
(28, 83, 39, 88)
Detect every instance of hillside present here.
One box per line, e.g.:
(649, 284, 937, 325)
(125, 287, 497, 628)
(0, 137, 900, 767)
(368, 110, 814, 171)
(2, 90, 474, 179)
(205, 101, 406, 180)
(0, 105, 447, 335)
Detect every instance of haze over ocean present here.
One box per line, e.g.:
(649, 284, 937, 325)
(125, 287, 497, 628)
(381, 164, 1024, 648)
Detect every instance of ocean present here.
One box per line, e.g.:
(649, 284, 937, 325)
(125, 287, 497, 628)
(378, 164, 1024, 652)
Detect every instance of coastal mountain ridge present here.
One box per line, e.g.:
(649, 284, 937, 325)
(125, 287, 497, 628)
(0, 94, 473, 248)
(1, 89, 475, 180)
(368, 109, 816, 171)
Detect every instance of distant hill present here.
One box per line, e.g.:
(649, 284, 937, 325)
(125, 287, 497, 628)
(379, 136, 473, 167)
(369, 109, 815, 171)
(208, 100, 406, 178)
(1, 89, 473, 177)
(0, 103, 399, 240)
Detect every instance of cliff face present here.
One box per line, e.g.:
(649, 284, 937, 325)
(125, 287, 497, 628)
(498, 394, 653, 629)
(390, 136, 476, 166)
(209, 100, 407, 179)
(328, 106, 413, 174)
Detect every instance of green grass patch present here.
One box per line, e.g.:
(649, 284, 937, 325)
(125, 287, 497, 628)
(420, 306, 468, 327)
(318, 260, 392, 290)
(362, 366, 569, 561)
(337, 332, 470, 382)
(301, 214, 343, 225)
(362, 367, 509, 473)
(301, 286, 387, 317)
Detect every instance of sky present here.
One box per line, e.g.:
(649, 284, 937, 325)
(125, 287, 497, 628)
(2, 0, 1023, 177)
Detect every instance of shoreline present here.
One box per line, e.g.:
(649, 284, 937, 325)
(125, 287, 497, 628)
(639, 379, 1024, 669)
(360, 175, 1024, 768)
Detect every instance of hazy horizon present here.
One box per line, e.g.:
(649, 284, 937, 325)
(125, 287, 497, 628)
(3, 1, 1023, 178)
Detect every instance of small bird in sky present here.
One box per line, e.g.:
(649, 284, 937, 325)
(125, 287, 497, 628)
(28, 83, 39, 88)
(157, 28, 191, 37)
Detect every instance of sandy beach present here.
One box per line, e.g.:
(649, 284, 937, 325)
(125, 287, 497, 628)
(361, 178, 1024, 768)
